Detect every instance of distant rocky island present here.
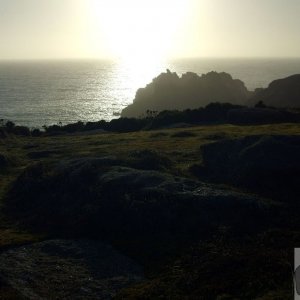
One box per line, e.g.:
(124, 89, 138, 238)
(121, 70, 300, 118)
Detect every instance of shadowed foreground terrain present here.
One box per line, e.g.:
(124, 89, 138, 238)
(1, 123, 300, 299)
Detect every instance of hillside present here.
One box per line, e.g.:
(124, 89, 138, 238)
(1, 123, 300, 299)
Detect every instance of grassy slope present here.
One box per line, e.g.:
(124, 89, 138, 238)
(1, 122, 300, 249)
(1, 122, 300, 299)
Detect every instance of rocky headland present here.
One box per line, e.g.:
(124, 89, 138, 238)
(250, 74, 300, 108)
(121, 70, 252, 118)
(122, 71, 300, 118)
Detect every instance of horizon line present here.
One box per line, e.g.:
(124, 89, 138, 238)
(1, 56, 300, 62)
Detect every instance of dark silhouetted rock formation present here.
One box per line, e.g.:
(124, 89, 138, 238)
(250, 74, 300, 108)
(195, 135, 300, 202)
(121, 71, 252, 118)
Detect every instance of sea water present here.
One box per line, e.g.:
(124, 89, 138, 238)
(0, 58, 300, 128)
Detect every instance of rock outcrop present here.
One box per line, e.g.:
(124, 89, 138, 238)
(0, 239, 144, 300)
(121, 71, 251, 118)
(0, 153, 8, 170)
(5, 157, 271, 240)
(196, 135, 300, 202)
(250, 74, 300, 108)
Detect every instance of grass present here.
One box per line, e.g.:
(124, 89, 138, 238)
(1, 122, 300, 298)
(2, 122, 300, 175)
(1, 123, 300, 239)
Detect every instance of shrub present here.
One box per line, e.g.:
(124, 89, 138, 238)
(63, 121, 85, 133)
(5, 121, 15, 131)
(108, 118, 148, 132)
(31, 128, 42, 137)
(84, 120, 107, 131)
(12, 126, 31, 136)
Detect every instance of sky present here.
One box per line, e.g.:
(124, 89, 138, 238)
(0, 0, 300, 60)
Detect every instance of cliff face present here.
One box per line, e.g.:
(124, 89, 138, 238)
(121, 70, 251, 118)
(250, 74, 300, 108)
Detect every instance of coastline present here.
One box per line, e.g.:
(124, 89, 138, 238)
(1, 58, 300, 127)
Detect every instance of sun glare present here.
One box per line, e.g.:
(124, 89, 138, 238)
(90, 0, 187, 63)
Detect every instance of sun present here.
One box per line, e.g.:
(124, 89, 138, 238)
(90, 0, 187, 63)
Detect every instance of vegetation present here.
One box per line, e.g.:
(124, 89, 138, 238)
(1, 103, 300, 138)
(1, 122, 300, 298)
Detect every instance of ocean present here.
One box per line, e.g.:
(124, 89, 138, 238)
(0, 58, 300, 128)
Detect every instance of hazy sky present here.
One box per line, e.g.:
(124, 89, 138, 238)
(0, 0, 299, 60)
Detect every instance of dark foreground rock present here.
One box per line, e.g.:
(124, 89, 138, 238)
(0, 239, 144, 300)
(121, 70, 251, 118)
(196, 135, 300, 202)
(0, 153, 8, 170)
(250, 74, 300, 108)
(5, 157, 274, 242)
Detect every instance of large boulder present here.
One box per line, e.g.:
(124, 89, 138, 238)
(121, 70, 251, 118)
(197, 135, 300, 202)
(5, 157, 272, 240)
(250, 74, 300, 108)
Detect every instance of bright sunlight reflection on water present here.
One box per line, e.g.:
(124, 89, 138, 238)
(1, 58, 300, 128)
(110, 58, 167, 107)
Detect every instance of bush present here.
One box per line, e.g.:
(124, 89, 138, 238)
(84, 120, 107, 131)
(43, 124, 62, 134)
(63, 121, 85, 133)
(108, 118, 148, 132)
(31, 128, 42, 137)
(5, 121, 15, 131)
(148, 103, 245, 129)
(12, 126, 31, 136)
